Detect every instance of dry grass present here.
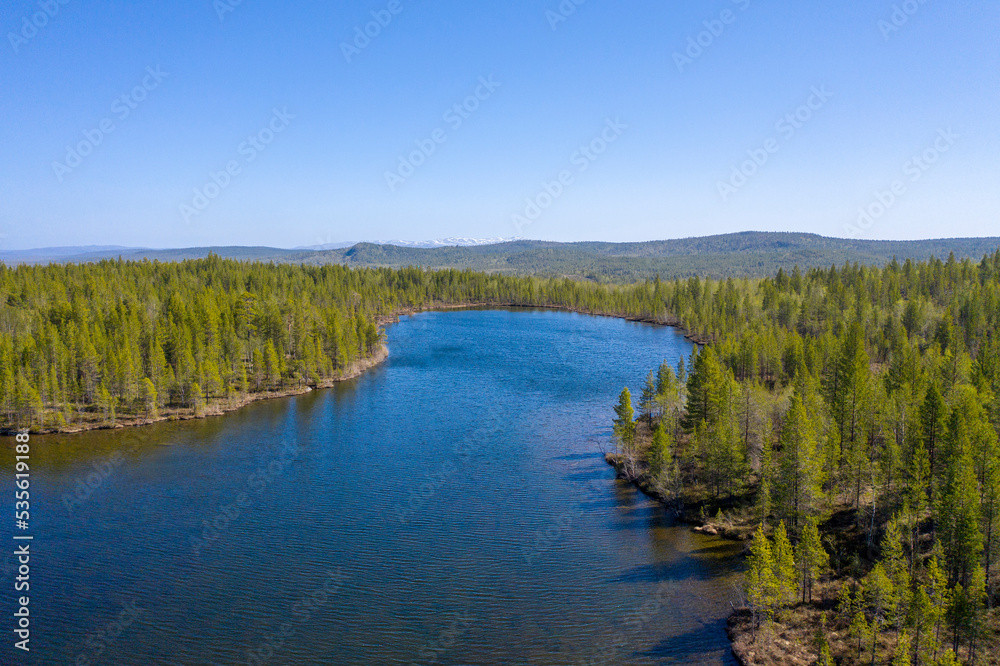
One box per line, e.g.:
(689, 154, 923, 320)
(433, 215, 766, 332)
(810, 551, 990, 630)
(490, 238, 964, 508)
(728, 579, 1000, 666)
(609, 421, 1000, 666)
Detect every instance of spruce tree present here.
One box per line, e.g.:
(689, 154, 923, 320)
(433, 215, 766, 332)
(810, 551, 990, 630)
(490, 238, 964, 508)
(638, 370, 656, 423)
(772, 520, 797, 605)
(795, 517, 829, 603)
(745, 524, 779, 634)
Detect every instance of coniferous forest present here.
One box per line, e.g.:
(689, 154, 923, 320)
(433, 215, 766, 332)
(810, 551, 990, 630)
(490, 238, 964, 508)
(609, 251, 1000, 664)
(0, 255, 689, 431)
(3, 250, 1000, 663)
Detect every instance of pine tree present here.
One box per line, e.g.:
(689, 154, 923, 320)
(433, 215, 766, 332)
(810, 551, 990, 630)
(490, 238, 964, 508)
(893, 630, 912, 666)
(980, 448, 1000, 594)
(140, 377, 157, 418)
(613, 387, 637, 477)
(772, 520, 797, 605)
(881, 515, 911, 634)
(863, 563, 894, 663)
(190, 382, 204, 415)
(850, 609, 871, 663)
(745, 524, 779, 635)
(646, 422, 673, 487)
(919, 384, 946, 483)
(264, 341, 282, 389)
(936, 450, 984, 587)
(908, 586, 932, 665)
(683, 346, 724, 430)
(795, 517, 829, 603)
(812, 612, 833, 666)
(777, 391, 825, 529)
(613, 387, 635, 448)
(758, 435, 774, 527)
(638, 370, 656, 423)
(925, 556, 951, 663)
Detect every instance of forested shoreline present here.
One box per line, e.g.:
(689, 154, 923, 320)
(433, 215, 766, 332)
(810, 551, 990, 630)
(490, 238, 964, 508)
(0, 255, 701, 433)
(608, 252, 1000, 664)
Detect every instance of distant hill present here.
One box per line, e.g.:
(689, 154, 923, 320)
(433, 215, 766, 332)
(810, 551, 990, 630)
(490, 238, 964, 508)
(0, 246, 305, 264)
(294, 237, 519, 250)
(0, 245, 140, 264)
(294, 233, 1000, 281)
(5, 232, 1000, 282)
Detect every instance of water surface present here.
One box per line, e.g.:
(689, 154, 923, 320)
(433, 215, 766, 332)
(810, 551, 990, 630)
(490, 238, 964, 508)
(2, 309, 741, 665)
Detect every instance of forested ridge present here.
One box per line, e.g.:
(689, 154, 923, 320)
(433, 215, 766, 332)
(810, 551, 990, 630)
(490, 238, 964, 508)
(8, 232, 1000, 283)
(609, 251, 1000, 664)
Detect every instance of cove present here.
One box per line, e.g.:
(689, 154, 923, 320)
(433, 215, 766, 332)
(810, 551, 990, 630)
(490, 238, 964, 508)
(1, 308, 741, 665)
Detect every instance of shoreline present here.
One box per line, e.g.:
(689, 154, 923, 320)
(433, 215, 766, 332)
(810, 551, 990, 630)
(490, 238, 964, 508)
(381, 301, 710, 345)
(18, 302, 698, 437)
(604, 453, 756, 666)
(19, 346, 389, 436)
(604, 452, 751, 542)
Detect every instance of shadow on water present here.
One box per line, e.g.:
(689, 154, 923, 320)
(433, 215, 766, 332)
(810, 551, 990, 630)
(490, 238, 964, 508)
(611, 559, 731, 585)
(636, 617, 740, 665)
(554, 452, 601, 461)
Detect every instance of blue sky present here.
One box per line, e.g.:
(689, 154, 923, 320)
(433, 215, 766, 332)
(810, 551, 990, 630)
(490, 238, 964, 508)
(1, 0, 997, 249)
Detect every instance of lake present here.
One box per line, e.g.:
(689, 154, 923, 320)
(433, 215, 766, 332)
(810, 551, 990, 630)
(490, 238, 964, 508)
(2, 308, 742, 665)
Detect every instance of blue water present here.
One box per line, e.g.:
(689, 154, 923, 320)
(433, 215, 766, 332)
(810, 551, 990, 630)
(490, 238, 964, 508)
(2, 309, 740, 665)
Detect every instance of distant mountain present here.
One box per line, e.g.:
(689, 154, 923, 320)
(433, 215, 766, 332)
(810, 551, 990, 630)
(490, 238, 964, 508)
(293, 232, 1000, 281)
(294, 237, 519, 250)
(0, 246, 304, 265)
(0, 245, 141, 264)
(5, 232, 1000, 282)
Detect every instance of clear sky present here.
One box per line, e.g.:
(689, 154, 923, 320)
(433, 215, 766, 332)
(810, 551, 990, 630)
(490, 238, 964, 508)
(1, 0, 997, 250)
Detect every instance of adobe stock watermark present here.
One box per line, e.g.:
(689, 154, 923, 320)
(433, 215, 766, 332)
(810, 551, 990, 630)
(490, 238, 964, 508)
(341, 0, 406, 63)
(245, 569, 350, 666)
(62, 450, 125, 515)
(521, 477, 606, 565)
(396, 424, 492, 524)
(52, 66, 168, 183)
(878, 0, 930, 41)
(179, 107, 294, 224)
(416, 611, 476, 665)
(673, 0, 752, 73)
(72, 600, 145, 666)
(191, 439, 300, 555)
(384, 75, 501, 192)
(546, 0, 587, 31)
(511, 117, 627, 234)
(717, 85, 833, 202)
(7, 0, 71, 55)
(214, 0, 245, 22)
(845, 127, 958, 238)
(577, 587, 703, 666)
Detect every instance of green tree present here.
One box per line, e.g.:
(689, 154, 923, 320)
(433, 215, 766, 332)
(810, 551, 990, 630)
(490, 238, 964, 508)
(862, 562, 894, 664)
(638, 370, 657, 423)
(881, 515, 911, 635)
(795, 517, 829, 603)
(936, 450, 984, 587)
(646, 422, 673, 485)
(919, 384, 947, 483)
(745, 524, 779, 635)
(139, 377, 157, 418)
(777, 391, 825, 529)
(613, 387, 637, 477)
(772, 520, 797, 605)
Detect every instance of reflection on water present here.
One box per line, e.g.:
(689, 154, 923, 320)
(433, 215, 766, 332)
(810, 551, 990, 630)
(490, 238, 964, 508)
(2, 309, 741, 665)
